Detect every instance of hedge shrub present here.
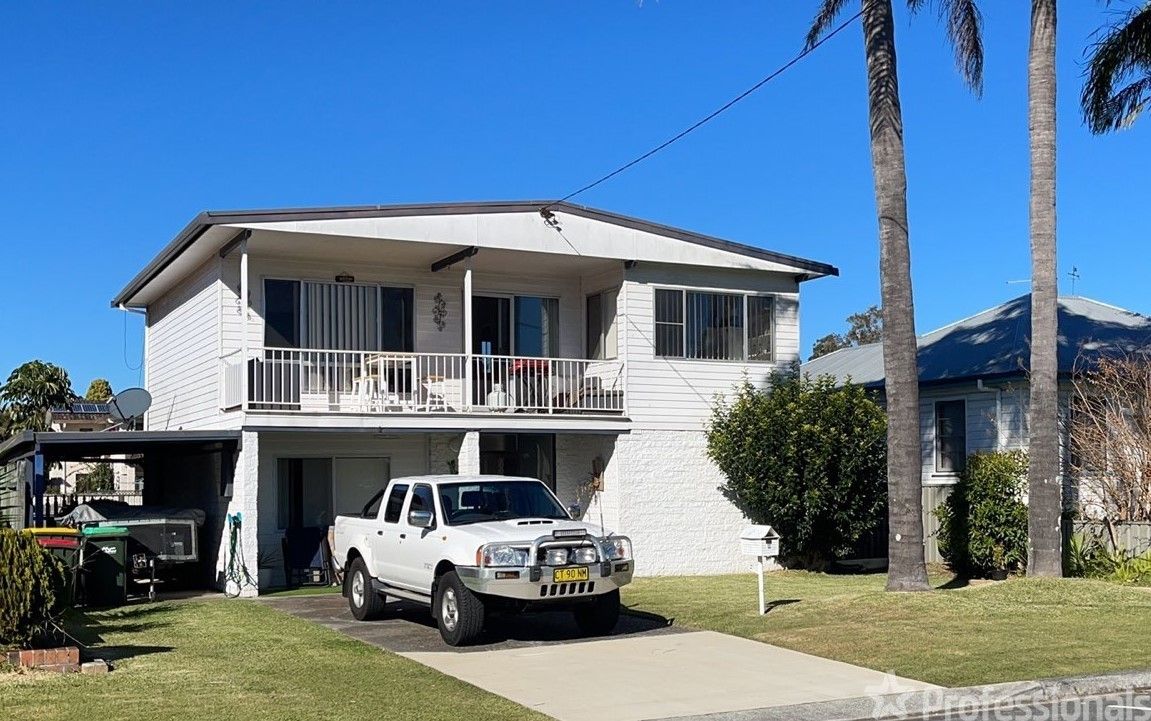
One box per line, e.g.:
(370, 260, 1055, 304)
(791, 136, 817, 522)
(707, 371, 887, 567)
(0, 529, 67, 649)
(934, 451, 1029, 577)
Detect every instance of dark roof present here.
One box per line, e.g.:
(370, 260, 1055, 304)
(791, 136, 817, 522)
(802, 295, 1151, 388)
(0, 430, 241, 465)
(111, 201, 839, 307)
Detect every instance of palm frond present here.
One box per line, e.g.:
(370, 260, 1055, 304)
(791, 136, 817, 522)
(1082, 2, 1151, 133)
(807, 0, 855, 50)
(908, 0, 985, 95)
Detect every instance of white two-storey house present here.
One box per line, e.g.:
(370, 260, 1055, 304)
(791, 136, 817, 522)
(113, 201, 837, 593)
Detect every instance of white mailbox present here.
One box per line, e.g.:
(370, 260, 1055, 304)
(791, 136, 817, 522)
(740, 525, 781, 559)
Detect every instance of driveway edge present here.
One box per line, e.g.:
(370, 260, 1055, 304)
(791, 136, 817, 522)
(654, 668, 1151, 721)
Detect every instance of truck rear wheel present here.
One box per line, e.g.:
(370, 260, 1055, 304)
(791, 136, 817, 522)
(435, 570, 485, 646)
(574, 589, 620, 636)
(347, 557, 385, 621)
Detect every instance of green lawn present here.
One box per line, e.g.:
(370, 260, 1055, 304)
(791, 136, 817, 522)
(1, 601, 544, 721)
(623, 571, 1151, 687)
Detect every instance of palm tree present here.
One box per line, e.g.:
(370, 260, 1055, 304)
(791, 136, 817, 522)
(0, 360, 75, 434)
(1027, 0, 1063, 577)
(1082, 2, 1151, 133)
(807, 0, 983, 591)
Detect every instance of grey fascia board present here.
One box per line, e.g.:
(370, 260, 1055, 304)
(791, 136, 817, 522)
(110, 201, 840, 307)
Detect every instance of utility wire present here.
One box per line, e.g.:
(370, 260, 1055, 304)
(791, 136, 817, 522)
(543, 10, 863, 209)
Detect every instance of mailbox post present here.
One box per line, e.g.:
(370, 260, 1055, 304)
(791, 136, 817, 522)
(740, 525, 781, 615)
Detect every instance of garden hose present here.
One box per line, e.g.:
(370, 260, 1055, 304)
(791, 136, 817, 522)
(225, 512, 257, 598)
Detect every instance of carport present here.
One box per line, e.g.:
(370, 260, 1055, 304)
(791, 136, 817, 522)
(0, 429, 241, 589)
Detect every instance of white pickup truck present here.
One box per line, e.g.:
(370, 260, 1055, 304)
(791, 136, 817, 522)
(332, 474, 634, 646)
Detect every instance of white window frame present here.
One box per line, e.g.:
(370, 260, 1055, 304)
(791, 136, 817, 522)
(652, 285, 777, 363)
(260, 275, 417, 352)
(585, 287, 620, 361)
(932, 397, 969, 477)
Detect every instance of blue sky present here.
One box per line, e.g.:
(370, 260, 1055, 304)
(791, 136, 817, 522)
(0, 2, 1146, 394)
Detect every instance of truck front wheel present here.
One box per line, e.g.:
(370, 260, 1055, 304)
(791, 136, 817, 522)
(574, 589, 621, 636)
(347, 557, 385, 621)
(435, 571, 485, 646)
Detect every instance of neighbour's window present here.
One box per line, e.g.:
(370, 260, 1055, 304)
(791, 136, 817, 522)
(935, 400, 967, 474)
(382, 484, 410, 523)
(586, 289, 619, 360)
(655, 289, 776, 362)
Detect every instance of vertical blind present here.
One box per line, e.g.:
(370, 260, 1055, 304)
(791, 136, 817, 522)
(300, 282, 380, 351)
(655, 289, 774, 362)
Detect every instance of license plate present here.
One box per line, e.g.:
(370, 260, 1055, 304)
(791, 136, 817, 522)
(553, 566, 590, 583)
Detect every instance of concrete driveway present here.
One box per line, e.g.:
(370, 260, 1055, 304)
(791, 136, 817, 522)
(266, 594, 936, 721)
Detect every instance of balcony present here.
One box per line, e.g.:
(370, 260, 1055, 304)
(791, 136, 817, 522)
(221, 348, 625, 416)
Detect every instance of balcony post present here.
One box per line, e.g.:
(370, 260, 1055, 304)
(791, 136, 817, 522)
(463, 265, 473, 410)
(239, 237, 249, 411)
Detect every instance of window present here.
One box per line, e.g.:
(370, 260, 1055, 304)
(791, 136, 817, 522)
(514, 296, 559, 357)
(655, 289, 684, 357)
(586, 289, 619, 360)
(935, 400, 967, 474)
(382, 484, 410, 523)
(361, 490, 385, 519)
(265, 279, 300, 348)
(748, 296, 774, 361)
(263, 279, 414, 352)
(655, 289, 776, 362)
(408, 484, 436, 525)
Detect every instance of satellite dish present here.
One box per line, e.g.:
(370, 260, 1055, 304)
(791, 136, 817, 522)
(108, 388, 152, 424)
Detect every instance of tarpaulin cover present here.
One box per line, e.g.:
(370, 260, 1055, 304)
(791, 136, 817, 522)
(60, 500, 206, 527)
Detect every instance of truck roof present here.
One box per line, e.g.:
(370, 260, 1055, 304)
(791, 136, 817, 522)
(388, 474, 546, 486)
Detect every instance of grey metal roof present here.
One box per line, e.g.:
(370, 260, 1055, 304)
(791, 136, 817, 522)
(111, 200, 839, 307)
(801, 295, 1151, 388)
(0, 430, 241, 465)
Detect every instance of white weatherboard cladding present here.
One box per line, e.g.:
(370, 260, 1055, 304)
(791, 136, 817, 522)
(621, 264, 800, 431)
(145, 258, 221, 430)
(229, 211, 814, 275)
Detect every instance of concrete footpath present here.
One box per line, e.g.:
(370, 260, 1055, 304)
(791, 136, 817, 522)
(267, 594, 936, 721)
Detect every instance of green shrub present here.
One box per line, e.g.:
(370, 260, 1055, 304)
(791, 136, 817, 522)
(934, 451, 1029, 577)
(707, 371, 887, 567)
(0, 529, 67, 649)
(1066, 532, 1151, 584)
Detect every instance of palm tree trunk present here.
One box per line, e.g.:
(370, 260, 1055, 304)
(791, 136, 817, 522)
(861, 0, 931, 592)
(1027, 0, 1062, 577)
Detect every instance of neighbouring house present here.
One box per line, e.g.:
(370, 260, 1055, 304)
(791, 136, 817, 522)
(802, 294, 1151, 562)
(46, 402, 141, 496)
(5, 201, 836, 594)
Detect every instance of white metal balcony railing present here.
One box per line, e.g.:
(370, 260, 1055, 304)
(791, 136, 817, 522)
(220, 348, 625, 415)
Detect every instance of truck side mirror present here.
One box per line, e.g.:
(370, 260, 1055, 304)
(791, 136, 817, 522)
(567, 503, 581, 520)
(408, 509, 435, 529)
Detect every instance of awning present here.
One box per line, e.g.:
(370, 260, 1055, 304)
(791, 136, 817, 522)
(0, 430, 241, 465)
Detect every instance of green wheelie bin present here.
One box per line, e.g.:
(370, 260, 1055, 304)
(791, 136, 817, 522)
(81, 526, 131, 607)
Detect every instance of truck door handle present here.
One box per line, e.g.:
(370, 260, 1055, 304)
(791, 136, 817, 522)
(376, 531, 383, 536)
(399, 533, 407, 539)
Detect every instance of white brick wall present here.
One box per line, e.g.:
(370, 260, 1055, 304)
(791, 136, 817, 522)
(554, 434, 622, 534)
(614, 430, 753, 576)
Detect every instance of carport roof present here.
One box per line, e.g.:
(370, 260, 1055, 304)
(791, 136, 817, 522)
(0, 430, 241, 464)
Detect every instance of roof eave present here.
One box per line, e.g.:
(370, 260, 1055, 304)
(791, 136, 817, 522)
(110, 201, 839, 307)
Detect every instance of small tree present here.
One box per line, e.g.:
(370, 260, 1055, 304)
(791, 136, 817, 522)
(1070, 354, 1151, 528)
(76, 462, 115, 494)
(0, 529, 67, 649)
(935, 451, 1029, 577)
(708, 372, 887, 566)
(83, 379, 113, 402)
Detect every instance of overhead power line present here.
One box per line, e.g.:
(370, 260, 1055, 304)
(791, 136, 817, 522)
(543, 10, 864, 210)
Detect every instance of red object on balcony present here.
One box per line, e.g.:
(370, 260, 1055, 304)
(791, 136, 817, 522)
(510, 358, 550, 374)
